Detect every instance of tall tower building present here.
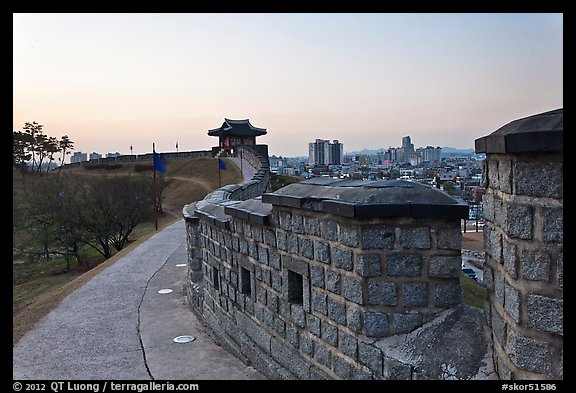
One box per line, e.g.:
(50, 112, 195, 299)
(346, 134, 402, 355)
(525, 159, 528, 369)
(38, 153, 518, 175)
(308, 139, 344, 165)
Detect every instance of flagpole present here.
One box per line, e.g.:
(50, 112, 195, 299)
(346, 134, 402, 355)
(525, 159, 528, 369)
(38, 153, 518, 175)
(218, 159, 222, 188)
(153, 143, 158, 231)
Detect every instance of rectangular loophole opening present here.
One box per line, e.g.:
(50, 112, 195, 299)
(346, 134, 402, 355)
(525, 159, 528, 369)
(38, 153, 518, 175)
(212, 266, 220, 290)
(287, 270, 303, 305)
(240, 267, 252, 297)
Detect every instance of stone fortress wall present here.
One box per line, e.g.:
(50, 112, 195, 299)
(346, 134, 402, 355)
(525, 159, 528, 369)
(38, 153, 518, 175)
(182, 109, 562, 380)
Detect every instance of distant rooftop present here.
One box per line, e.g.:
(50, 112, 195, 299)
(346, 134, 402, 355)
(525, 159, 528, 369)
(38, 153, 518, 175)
(208, 118, 267, 137)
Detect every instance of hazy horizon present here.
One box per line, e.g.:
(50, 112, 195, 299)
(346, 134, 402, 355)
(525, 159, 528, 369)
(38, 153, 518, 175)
(13, 13, 562, 159)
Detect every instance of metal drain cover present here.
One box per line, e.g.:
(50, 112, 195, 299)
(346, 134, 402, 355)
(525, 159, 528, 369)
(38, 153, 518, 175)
(158, 289, 173, 294)
(174, 335, 195, 343)
(175, 264, 187, 267)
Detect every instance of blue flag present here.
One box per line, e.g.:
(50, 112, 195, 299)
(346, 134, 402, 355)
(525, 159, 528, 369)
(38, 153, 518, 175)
(153, 152, 167, 173)
(218, 159, 227, 170)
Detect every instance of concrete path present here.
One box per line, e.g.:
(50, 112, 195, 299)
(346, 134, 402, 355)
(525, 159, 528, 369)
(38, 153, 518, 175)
(229, 156, 257, 183)
(13, 219, 264, 380)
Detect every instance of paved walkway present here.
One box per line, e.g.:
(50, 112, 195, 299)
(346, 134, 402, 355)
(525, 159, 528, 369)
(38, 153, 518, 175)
(13, 219, 264, 380)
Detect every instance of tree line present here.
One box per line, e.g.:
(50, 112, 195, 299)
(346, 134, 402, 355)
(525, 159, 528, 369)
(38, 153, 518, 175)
(13, 121, 170, 271)
(13, 121, 74, 173)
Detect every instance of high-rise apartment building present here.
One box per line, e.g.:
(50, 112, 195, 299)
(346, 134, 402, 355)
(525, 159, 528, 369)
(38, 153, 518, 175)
(308, 139, 344, 165)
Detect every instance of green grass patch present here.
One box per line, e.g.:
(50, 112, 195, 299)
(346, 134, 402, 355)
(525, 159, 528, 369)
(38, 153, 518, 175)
(461, 273, 486, 309)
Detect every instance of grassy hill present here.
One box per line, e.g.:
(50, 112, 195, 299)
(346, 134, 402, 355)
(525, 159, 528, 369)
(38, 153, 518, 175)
(59, 157, 242, 215)
(13, 157, 242, 344)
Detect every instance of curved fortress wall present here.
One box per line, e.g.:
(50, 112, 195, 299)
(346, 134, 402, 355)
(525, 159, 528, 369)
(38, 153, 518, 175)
(183, 144, 494, 380)
(182, 108, 562, 380)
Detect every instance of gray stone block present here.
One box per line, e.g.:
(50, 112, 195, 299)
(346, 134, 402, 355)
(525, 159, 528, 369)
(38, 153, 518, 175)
(338, 330, 358, 359)
(279, 211, 292, 231)
(312, 290, 328, 315)
(304, 216, 321, 236)
(498, 159, 512, 194)
(364, 312, 389, 338)
(504, 202, 533, 240)
(299, 237, 314, 260)
(253, 225, 263, 243)
(257, 286, 267, 304)
(273, 316, 286, 337)
(264, 228, 276, 248)
(322, 321, 338, 346)
(521, 250, 551, 282)
(368, 281, 397, 306)
(527, 295, 563, 336)
(387, 253, 422, 277)
(248, 243, 258, 259)
(514, 160, 562, 198)
(314, 241, 331, 264)
(258, 246, 269, 265)
(276, 230, 287, 251)
(361, 225, 395, 249)
(487, 159, 499, 189)
(332, 246, 353, 271)
(328, 298, 347, 325)
(307, 314, 321, 337)
(239, 238, 248, 255)
(262, 268, 271, 286)
(267, 292, 279, 312)
(339, 224, 359, 247)
(485, 227, 502, 261)
(301, 334, 314, 356)
(321, 220, 339, 241)
(263, 307, 274, 327)
(271, 271, 282, 292)
(333, 354, 352, 379)
(243, 222, 253, 238)
(506, 329, 551, 375)
(491, 309, 507, 347)
(291, 304, 306, 328)
(310, 265, 325, 288)
(494, 269, 505, 306)
(428, 255, 461, 278)
(391, 313, 423, 335)
(287, 234, 299, 254)
(400, 226, 431, 249)
(437, 225, 462, 250)
(504, 284, 521, 323)
(355, 253, 382, 277)
(283, 255, 309, 277)
(542, 207, 563, 244)
(433, 282, 462, 308)
(503, 239, 518, 279)
(402, 282, 428, 307)
(269, 250, 281, 270)
(286, 324, 300, 349)
(292, 213, 304, 234)
(343, 275, 364, 305)
(314, 342, 332, 367)
(326, 271, 341, 295)
(346, 306, 362, 333)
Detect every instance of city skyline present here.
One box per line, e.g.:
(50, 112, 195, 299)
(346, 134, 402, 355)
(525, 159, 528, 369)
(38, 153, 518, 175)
(13, 13, 562, 158)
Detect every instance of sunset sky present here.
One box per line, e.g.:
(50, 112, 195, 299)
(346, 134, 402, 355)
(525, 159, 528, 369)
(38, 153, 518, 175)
(13, 13, 563, 159)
